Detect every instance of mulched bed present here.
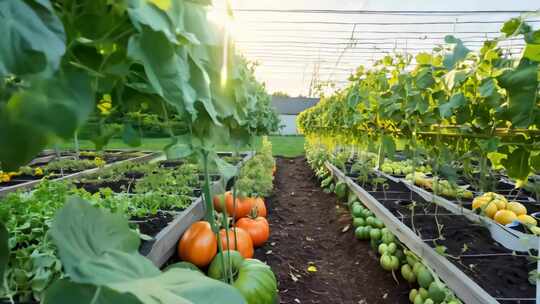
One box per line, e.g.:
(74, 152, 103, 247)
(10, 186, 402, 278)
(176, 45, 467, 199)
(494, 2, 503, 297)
(254, 157, 410, 304)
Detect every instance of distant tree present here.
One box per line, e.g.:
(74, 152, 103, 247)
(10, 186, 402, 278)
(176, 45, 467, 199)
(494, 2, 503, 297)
(272, 91, 290, 97)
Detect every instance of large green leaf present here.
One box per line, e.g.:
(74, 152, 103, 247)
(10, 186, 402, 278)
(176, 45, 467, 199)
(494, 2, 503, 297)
(0, 70, 93, 170)
(0, 0, 65, 77)
(501, 147, 531, 181)
(0, 222, 8, 279)
(49, 198, 142, 279)
(498, 60, 538, 128)
(44, 280, 142, 304)
(443, 36, 471, 69)
(439, 93, 466, 118)
(47, 198, 246, 304)
(127, 28, 197, 119)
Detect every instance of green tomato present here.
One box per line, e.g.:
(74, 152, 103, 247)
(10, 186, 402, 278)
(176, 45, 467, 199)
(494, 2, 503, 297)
(378, 243, 388, 255)
(424, 299, 434, 304)
(380, 254, 400, 271)
(409, 289, 418, 303)
(386, 242, 397, 255)
(381, 231, 396, 244)
(373, 218, 385, 229)
(369, 228, 382, 240)
(428, 281, 447, 304)
(352, 205, 364, 217)
(401, 264, 417, 283)
(353, 217, 366, 227)
(414, 294, 424, 304)
(365, 216, 374, 227)
(418, 287, 429, 300)
(209, 251, 277, 304)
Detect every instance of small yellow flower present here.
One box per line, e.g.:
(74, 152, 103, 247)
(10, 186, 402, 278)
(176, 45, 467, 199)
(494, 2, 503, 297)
(98, 94, 113, 116)
(0, 173, 11, 183)
(94, 157, 106, 167)
(34, 167, 44, 176)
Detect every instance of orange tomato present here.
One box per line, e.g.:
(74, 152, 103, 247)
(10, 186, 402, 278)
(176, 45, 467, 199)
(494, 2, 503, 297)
(253, 197, 267, 217)
(178, 221, 217, 267)
(213, 192, 251, 219)
(219, 227, 254, 258)
(237, 216, 270, 247)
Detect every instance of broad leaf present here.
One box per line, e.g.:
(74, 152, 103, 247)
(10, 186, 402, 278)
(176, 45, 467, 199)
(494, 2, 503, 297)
(501, 147, 531, 181)
(439, 93, 466, 118)
(122, 123, 142, 147)
(0, 70, 93, 170)
(0, 0, 65, 77)
(0, 222, 8, 279)
(47, 198, 247, 304)
(498, 60, 538, 128)
(443, 36, 471, 69)
(128, 28, 196, 118)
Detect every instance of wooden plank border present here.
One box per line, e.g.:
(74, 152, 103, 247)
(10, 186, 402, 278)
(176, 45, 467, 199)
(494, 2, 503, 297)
(326, 162, 499, 304)
(0, 151, 160, 197)
(144, 151, 255, 267)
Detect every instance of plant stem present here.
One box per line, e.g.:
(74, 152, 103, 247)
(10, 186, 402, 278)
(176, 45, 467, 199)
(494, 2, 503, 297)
(202, 151, 230, 283)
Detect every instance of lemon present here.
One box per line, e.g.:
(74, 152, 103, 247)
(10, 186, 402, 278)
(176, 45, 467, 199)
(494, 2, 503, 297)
(484, 202, 499, 218)
(494, 210, 518, 225)
(506, 202, 527, 216)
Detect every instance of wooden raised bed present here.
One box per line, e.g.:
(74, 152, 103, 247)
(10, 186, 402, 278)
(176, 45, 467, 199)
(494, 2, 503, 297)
(375, 170, 540, 252)
(326, 161, 538, 304)
(143, 152, 254, 267)
(0, 151, 160, 197)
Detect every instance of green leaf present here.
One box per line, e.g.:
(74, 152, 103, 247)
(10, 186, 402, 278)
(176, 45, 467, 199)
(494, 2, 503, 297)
(531, 154, 540, 172)
(127, 28, 197, 119)
(0, 0, 65, 77)
(43, 279, 142, 304)
(523, 43, 540, 62)
(414, 67, 434, 89)
(443, 36, 471, 69)
(0, 70, 93, 169)
(6, 70, 94, 139)
(122, 123, 142, 147)
(50, 198, 142, 280)
(478, 78, 496, 98)
(381, 135, 396, 159)
(439, 93, 466, 118)
(477, 138, 500, 153)
(165, 135, 193, 159)
(501, 18, 530, 36)
(444, 70, 468, 90)
(498, 60, 538, 128)
(47, 198, 247, 304)
(0, 222, 8, 279)
(415, 53, 432, 65)
(501, 147, 531, 181)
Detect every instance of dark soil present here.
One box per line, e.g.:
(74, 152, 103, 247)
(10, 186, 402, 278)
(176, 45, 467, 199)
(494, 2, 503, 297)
(354, 176, 536, 302)
(254, 157, 410, 304)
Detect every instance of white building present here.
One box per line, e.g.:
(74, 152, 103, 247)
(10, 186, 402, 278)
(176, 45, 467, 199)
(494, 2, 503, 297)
(271, 96, 319, 135)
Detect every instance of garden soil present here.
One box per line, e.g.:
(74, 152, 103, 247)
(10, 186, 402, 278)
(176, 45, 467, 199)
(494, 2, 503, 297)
(254, 157, 410, 304)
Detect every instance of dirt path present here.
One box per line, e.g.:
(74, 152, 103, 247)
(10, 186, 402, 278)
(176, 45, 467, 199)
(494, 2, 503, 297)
(254, 157, 410, 304)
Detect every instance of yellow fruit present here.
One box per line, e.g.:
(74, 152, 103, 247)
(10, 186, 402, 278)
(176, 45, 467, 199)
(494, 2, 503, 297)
(517, 215, 537, 226)
(506, 202, 527, 216)
(492, 198, 507, 210)
(494, 210, 518, 225)
(484, 202, 499, 218)
(472, 196, 490, 210)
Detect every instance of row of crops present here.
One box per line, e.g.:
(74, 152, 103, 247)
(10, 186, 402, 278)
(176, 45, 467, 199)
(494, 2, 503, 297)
(0, 1, 282, 303)
(299, 16, 540, 304)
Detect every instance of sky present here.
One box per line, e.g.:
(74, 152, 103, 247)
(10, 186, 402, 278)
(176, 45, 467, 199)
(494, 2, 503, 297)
(211, 0, 540, 97)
